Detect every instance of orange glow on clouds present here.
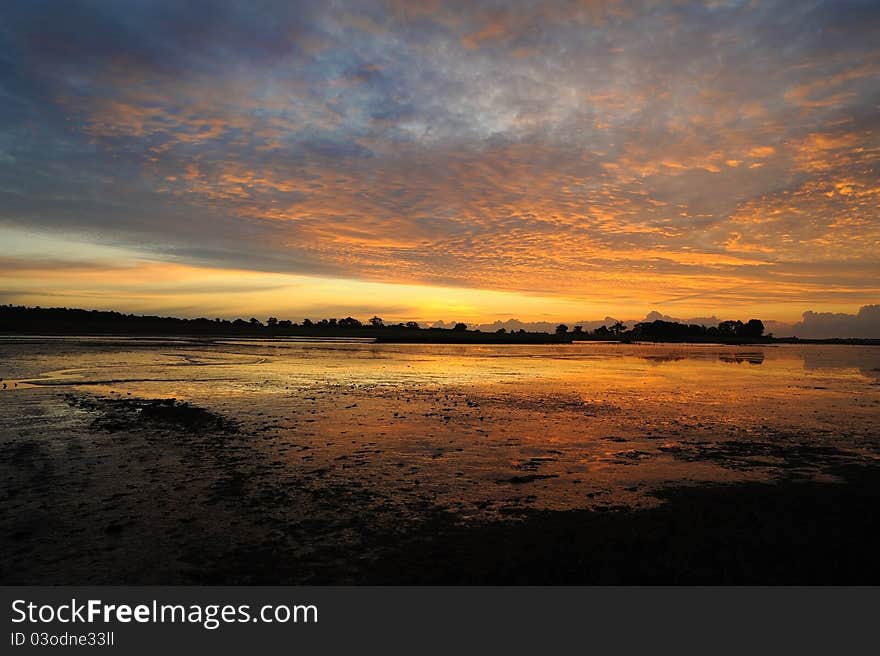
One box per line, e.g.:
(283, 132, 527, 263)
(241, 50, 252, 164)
(0, 1, 877, 328)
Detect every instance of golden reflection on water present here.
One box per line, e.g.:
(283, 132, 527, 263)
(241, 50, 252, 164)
(1, 338, 879, 514)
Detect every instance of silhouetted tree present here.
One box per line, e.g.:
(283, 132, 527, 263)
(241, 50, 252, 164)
(496, 328, 507, 334)
(0, 305, 775, 344)
(718, 320, 744, 337)
(739, 319, 765, 338)
(632, 319, 706, 341)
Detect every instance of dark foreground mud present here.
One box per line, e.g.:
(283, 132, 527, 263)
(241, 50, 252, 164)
(364, 465, 880, 584)
(3, 391, 879, 585)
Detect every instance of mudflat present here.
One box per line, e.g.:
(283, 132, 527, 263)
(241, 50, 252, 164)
(2, 337, 878, 583)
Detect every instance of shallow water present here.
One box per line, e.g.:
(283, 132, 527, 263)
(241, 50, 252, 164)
(1, 337, 879, 582)
(2, 337, 878, 504)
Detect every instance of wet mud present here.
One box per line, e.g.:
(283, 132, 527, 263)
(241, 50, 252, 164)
(1, 338, 878, 583)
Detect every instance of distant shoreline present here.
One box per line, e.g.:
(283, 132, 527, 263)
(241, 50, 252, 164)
(2, 305, 878, 345)
(0, 332, 878, 347)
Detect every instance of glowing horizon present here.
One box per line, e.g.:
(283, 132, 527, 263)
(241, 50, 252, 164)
(1, 1, 878, 331)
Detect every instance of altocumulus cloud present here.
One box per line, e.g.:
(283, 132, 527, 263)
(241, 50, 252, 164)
(0, 0, 878, 322)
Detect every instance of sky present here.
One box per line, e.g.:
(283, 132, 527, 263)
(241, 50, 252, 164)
(0, 0, 878, 333)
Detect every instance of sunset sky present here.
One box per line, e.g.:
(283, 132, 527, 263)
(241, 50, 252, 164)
(1, 0, 878, 327)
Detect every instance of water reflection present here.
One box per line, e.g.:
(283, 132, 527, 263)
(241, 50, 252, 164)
(1, 338, 878, 519)
(2, 337, 878, 585)
(639, 351, 765, 365)
(799, 345, 880, 382)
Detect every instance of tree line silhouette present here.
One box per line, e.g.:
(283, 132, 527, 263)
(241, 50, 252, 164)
(1, 304, 771, 343)
(557, 318, 766, 341)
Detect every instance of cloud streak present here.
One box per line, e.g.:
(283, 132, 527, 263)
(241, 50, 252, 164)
(0, 0, 877, 325)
